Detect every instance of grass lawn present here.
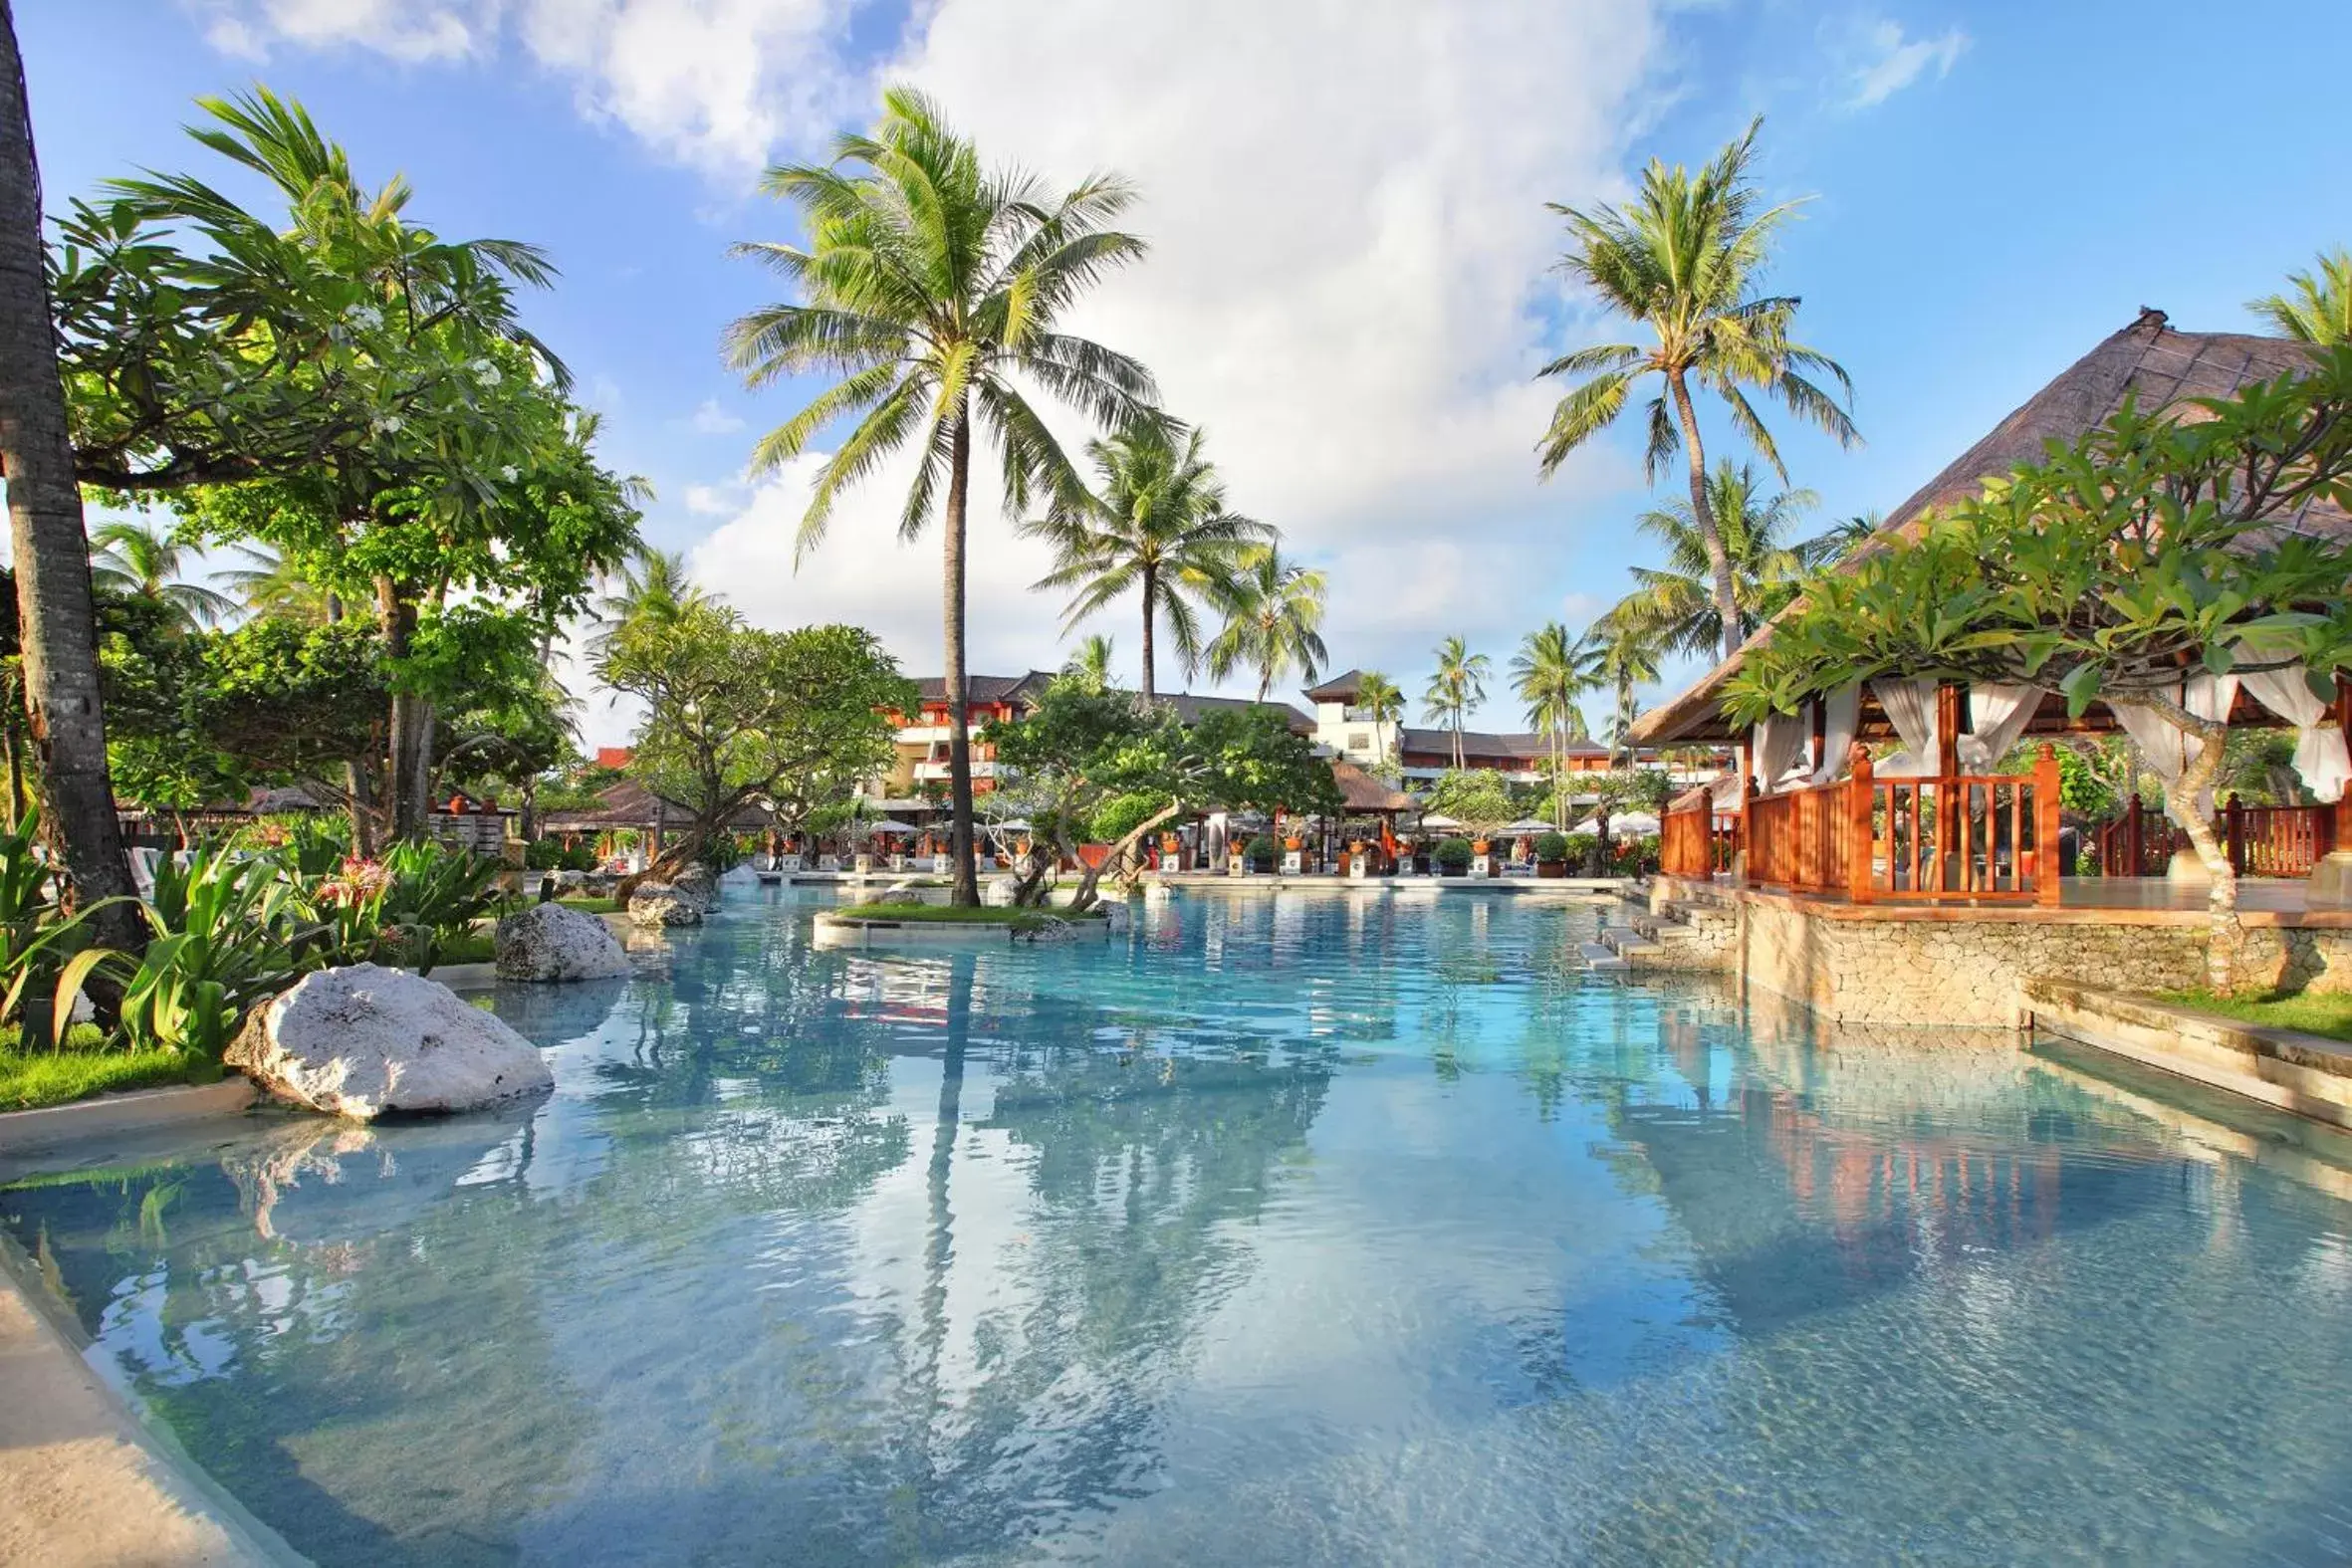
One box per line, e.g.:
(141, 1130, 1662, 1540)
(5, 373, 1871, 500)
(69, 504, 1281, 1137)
(2159, 988, 2352, 1043)
(832, 901, 1108, 924)
(557, 895, 621, 915)
(0, 1024, 221, 1113)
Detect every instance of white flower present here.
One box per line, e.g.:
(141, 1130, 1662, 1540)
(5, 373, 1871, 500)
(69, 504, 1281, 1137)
(371, 414, 402, 435)
(499, 465, 520, 483)
(345, 304, 382, 331)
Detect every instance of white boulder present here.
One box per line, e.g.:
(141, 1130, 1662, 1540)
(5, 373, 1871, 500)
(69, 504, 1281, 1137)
(495, 901, 631, 982)
(229, 963, 553, 1120)
(627, 884, 704, 927)
(672, 863, 719, 906)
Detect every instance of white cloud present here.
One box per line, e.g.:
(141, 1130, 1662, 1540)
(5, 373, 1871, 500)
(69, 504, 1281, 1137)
(1844, 19, 1968, 109)
(688, 398, 747, 435)
(185, 0, 861, 172)
(682, 482, 740, 516)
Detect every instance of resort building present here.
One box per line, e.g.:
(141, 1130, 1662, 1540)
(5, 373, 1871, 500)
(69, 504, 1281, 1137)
(1303, 668, 1706, 787)
(1631, 311, 2352, 1027)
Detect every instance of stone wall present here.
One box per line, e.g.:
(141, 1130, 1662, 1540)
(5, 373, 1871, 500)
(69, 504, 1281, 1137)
(1637, 881, 2352, 1029)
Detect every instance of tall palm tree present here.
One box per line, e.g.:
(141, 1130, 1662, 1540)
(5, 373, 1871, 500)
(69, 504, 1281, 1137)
(1615, 461, 1823, 658)
(1537, 116, 1857, 663)
(2249, 249, 2352, 345)
(1593, 612, 1664, 766)
(1421, 636, 1491, 770)
(1063, 632, 1115, 693)
(0, 3, 140, 945)
(1510, 622, 1603, 825)
(1027, 423, 1267, 704)
(726, 88, 1156, 906)
(1206, 545, 1327, 704)
(1355, 671, 1404, 766)
(212, 541, 339, 623)
(87, 519, 237, 629)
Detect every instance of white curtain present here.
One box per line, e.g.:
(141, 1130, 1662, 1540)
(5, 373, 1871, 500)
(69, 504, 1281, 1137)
(1957, 684, 2045, 773)
(1871, 678, 1941, 778)
(2109, 673, 2240, 815)
(2238, 663, 2352, 804)
(1710, 772, 1744, 809)
(1805, 685, 1863, 784)
(1753, 712, 1807, 795)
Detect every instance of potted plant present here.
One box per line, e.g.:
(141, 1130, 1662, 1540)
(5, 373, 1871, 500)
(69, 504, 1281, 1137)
(1247, 833, 1280, 872)
(1534, 831, 1569, 878)
(1434, 836, 1474, 876)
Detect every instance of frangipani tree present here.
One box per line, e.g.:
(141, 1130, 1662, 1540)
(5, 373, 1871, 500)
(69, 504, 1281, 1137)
(1724, 350, 2352, 990)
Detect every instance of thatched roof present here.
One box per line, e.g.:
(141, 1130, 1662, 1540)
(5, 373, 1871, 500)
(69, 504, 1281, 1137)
(1630, 312, 2331, 746)
(540, 780, 767, 832)
(1331, 760, 1414, 812)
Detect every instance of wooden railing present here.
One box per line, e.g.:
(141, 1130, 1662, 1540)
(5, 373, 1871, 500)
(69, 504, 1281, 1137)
(1732, 748, 2062, 905)
(2096, 797, 2335, 879)
(1661, 789, 1741, 879)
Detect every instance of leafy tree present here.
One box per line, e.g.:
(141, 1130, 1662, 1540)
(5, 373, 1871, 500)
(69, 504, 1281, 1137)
(1614, 461, 1831, 658)
(1510, 622, 1602, 825)
(88, 519, 235, 629)
(1537, 116, 1856, 662)
(1028, 422, 1268, 703)
(1724, 352, 2352, 990)
(1206, 543, 1327, 704)
(2249, 249, 2352, 345)
(1582, 767, 1672, 874)
(726, 87, 1157, 906)
(596, 602, 911, 879)
(1421, 769, 1515, 833)
(1421, 635, 1490, 769)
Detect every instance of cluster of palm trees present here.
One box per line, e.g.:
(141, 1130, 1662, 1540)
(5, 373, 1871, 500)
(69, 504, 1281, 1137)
(1026, 422, 1326, 706)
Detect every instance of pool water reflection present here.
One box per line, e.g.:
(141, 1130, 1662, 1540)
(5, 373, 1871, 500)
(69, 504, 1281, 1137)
(6, 883, 2352, 1565)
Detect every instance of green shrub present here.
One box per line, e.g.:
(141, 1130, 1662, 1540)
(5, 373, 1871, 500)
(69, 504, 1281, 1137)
(1433, 836, 1474, 873)
(525, 837, 596, 871)
(1245, 833, 1279, 869)
(1533, 831, 1569, 862)
(1089, 790, 1171, 844)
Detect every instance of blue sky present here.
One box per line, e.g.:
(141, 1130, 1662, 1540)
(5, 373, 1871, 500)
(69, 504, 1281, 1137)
(22, 1, 2352, 745)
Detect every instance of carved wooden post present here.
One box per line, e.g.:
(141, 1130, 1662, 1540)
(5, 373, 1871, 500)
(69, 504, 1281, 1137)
(1936, 682, 1964, 892)
(1736, 730, 1754, 886)
(2033, 743, 2062, 906)
(2225, 791, 2245, 877)
(1847, 745, 1876, 904)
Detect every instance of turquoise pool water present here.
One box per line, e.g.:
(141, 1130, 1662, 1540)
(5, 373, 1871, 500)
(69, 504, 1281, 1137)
(6, 883, 2352, 1565)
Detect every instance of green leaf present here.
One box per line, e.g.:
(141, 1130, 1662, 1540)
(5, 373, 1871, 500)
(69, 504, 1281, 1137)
(2059, 662, 2102, 719)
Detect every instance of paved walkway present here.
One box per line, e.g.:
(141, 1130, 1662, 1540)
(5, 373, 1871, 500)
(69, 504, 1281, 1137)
(0, 1266, 289, 1567)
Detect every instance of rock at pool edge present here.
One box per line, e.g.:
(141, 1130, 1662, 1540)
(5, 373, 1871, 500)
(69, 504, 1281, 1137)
(495, 901, 631, 982)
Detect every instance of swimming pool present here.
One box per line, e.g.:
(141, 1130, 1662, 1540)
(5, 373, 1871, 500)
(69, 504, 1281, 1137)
(6, 883, 2351, 1565)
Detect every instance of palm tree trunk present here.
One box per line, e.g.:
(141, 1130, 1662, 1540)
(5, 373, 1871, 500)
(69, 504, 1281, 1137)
(1666, 371, 1742, 664)
(375, 575, 424, 841)
(1138, 564, 1157, 706)
(940, 408, 980, 906)
(0, 11, 140, 950)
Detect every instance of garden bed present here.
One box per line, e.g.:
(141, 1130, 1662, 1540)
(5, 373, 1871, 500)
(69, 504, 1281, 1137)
(0, 1025, 221, 1114)
(2158, 988, 2352, 1043)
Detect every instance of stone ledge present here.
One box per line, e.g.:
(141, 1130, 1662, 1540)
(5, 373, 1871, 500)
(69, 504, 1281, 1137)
(2022, 977, 2352, 1130)
(0, 1078, 257, 1157)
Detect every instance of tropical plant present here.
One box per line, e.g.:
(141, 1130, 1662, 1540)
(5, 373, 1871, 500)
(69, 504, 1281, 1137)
(88, 519, 237, 629)
(210, 542, 336, 623)
(1533, 830, 1570, 864)
(1510, 622, 1602, 825)
(1354, 671, 1405, 763)
(375, 840, 503, 973)
(1537, 115, 1857, 662)
(1027, 423, 1269, 703)
(1064, 632, 1115, 693)
(1421, 768, 1515, 833)
(590, 546, 704, 655)
(2249, 249, 2352, 345)
(1206, 544, 1327, 704)
(68, 847, 309, 1058)
(1614, 462, 1831, 657)
(726, 87, 1157, 905)
(1724, 351, 2352, 991)
(1432, 837, 1474, 874)
(1593, 612, 1664, 765)
(1421, 636, 1491, 769)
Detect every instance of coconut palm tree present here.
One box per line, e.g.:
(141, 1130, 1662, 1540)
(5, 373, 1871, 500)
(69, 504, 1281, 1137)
(1027, 423, 1267, 704)
(2249, 249, 2352, 345)
(87, 519, 237, 629)
(1063, 632, 1115, 693)
(589, 547, 702, 655)
(1614, 462, 1824, 658)
(212, 541, 339, 623)
(1593, 612, 1664, 766)
(726, 88, 1156, 906)
(1421, 636, 1491, 770)
(1537, 116, 1857, 664)
(1355, 671, 1405, 766)
(0, 5, 139, 941)
(1510, 622, 1603, 825)
(1206, 545, 1327, 704)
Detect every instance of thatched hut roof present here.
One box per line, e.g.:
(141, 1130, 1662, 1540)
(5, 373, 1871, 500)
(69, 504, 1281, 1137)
(1331, 760, 1414, 813)
(1631, 312, 2334, 746)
